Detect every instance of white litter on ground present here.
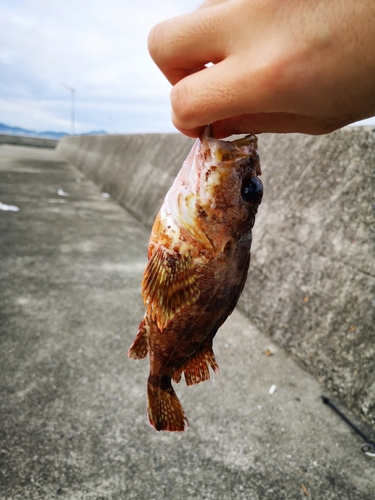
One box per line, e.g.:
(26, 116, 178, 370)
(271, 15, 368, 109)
(269, 384, 277, 395)
(57, 189, 69, 196)
(0, 202, 19, 212)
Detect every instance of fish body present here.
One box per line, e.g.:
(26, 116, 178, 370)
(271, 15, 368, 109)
(128, 126, 263, 431)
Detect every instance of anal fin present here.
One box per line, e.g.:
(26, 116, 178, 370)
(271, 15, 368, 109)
(172, 342, 219, 386)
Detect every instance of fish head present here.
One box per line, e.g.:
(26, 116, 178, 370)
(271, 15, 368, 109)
(167, 126, 263, 253)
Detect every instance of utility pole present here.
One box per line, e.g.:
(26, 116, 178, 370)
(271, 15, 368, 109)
(63, 84, 75, 135)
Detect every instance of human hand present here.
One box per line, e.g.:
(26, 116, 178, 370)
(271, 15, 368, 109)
(148, 0, 375, 138)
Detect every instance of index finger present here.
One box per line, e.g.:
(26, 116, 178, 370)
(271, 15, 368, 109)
(148, 3, 231, 85)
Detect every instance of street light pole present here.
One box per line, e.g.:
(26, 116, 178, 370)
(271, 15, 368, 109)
(63, 84, 75, 135)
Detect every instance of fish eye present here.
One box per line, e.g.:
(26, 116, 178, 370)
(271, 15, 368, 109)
(241, 176, 263, 204)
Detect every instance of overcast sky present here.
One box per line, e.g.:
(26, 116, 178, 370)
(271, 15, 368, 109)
(1, 0, 374, 135)
(0, 0, 200, 134)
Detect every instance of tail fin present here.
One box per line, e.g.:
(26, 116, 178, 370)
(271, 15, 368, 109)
(147, 377, 189, 432)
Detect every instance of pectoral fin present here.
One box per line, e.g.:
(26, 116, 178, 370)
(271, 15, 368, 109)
(142, 245, 200, 331)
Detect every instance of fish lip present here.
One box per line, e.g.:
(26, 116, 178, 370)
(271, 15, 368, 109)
(200, 125, 257, 165)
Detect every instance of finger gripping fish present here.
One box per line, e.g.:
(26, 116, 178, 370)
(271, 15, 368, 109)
(128, 126, 263, 431)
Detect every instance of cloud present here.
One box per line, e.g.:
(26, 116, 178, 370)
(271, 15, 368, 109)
(2, 0, 373, 134)
(0, 0, 200, 133)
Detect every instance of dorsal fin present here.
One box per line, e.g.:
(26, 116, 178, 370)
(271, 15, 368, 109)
(142, 245, 200, 331)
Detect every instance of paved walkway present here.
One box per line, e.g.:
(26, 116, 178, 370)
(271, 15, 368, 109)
(1, 144, 373, 499)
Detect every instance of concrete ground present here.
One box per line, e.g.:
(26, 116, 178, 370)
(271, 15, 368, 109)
(1, 144, 374, 499)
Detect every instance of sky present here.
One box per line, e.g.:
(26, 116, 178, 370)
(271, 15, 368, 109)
(0, 0, 200, 134)
(1, 0, 374, 135)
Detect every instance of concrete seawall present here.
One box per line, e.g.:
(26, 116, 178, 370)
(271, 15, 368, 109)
(58, 133, 194, 227)
(57, 128, 375, 423)
(0, 134, 58, 148)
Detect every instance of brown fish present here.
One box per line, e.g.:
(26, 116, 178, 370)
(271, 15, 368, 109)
(128, 126, 263, 431)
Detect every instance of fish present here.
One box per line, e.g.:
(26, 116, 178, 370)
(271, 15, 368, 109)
(128, 125, 263, 431)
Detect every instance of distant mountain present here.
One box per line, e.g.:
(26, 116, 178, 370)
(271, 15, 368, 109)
(0, 123, 107, 139)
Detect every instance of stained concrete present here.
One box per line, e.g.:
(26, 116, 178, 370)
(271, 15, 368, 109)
(1, 144, 374, 499)
(57, 128, 375, 426)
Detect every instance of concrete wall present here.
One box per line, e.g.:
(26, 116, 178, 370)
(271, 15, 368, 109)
(0, 134, 58, 148)
(244, 129, 375, 423)
(58, 133, 194, 226)
(57, 128, 375, 423)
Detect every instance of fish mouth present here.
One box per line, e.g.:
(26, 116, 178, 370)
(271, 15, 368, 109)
(200, 124, 257, 164)
(166, 126, 257, 249)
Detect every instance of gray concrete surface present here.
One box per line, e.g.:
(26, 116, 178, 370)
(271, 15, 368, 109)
(58, 128, 375, 426)
(243, 129, 375, 425)
(1, 144, 375, 499)
(0, 134, 59, 149)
